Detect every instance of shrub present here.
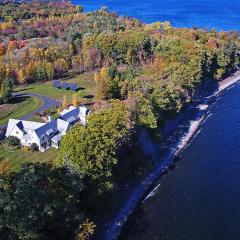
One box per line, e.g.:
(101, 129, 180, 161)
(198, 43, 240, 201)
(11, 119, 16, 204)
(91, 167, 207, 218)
(22, 146, 30, 152)
(77, 90, 87, 98)
(30, 143, 39, 152)
(34, 112, 41, 117)
(43, 109, 51, 116)
(5, 136, 20, 147)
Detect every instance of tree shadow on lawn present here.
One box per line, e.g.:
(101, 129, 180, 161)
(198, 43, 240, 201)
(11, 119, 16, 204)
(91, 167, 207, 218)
(13, 87, 35, 93)
(83, 94, 94, 99)
(83, 102, 95, 107)
(8, 95, 31, 105)
(77, 86, 85, 91)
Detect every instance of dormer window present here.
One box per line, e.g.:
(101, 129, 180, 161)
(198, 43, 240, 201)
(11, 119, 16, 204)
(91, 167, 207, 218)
(46, 128, 55, 136)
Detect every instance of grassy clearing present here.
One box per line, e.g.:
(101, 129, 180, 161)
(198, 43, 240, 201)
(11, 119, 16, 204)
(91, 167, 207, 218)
(0, 145, 57, 172)
(0, 96, 43, 125)
(16, 72, 96, 103)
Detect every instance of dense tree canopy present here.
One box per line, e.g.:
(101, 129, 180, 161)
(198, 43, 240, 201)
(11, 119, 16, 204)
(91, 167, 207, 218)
(0, 1, 239, 111)
(56, 100, 133, 192)
(0, 163, 94, 240)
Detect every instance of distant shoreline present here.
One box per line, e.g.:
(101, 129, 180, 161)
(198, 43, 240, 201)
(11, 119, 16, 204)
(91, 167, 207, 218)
(73, 0, 240, 31)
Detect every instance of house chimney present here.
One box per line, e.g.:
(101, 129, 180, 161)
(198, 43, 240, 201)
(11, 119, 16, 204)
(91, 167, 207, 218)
(48, 115, 52, 122)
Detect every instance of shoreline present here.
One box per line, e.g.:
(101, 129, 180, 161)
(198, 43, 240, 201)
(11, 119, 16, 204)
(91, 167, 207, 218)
(103, 70, 240, 240)
(218, 70, 240, 92)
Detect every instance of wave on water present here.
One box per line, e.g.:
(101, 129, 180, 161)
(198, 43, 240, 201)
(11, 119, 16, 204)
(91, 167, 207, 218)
(203, 112, 213, 122)
(142, 183, 161, 203)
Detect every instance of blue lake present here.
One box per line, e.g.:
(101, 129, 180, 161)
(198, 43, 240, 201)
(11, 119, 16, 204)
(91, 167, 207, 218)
(120, 83, 240, 240)
(72, 1, 240, 239)
(73, 0, 240, 30)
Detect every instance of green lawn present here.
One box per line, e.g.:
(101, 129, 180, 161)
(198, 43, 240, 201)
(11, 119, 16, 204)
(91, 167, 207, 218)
(0, 96, 43, 125)
(16, 72, 96, 103)
(0, 72, 96, 172)
(0, 146, 57, 172)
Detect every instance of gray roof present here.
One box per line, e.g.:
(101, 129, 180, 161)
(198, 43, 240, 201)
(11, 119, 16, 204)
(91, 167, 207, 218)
(66, 116, 77, 123)
(60, 106, 89, 122)
(34, 118, 70, 139)
(46, 128, 56, 136)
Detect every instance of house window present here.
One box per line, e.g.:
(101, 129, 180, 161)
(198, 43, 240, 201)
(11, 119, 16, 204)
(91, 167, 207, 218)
(16, 131, 19, 134)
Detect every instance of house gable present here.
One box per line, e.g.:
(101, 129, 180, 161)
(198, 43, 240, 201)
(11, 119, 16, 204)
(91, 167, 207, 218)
(9, 125, 25, 138)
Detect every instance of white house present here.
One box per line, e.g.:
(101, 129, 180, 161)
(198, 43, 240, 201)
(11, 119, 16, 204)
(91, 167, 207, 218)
(5, 106, 90, 152)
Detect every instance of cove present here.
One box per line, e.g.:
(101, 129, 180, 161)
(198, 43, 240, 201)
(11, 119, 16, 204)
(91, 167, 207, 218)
(120, 82, 240, 240)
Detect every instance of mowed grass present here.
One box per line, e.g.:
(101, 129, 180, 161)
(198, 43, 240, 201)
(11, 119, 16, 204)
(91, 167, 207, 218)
(16, 72, 96, 103)
(0, 145, 57, 172)
(0, 96, 43, 125)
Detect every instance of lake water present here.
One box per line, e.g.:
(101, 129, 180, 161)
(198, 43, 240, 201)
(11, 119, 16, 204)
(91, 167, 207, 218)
(73, 0, 240, 30)
(72, 1, 240, 239)
(120, 83, 240, 240)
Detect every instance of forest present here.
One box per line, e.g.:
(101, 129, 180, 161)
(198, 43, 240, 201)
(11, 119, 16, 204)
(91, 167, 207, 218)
(0, 1, 240, 239)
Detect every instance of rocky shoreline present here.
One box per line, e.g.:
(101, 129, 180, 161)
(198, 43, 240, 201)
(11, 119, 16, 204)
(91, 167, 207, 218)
(102, 70, 240, 240)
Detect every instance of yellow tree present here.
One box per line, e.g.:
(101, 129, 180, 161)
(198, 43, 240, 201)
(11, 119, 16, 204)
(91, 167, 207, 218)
(7, 41, 16, 53)
(75, 219, 95, 240)
(144, 21, 161, 31)
(62, 95, 68, 109)
(68, 43, 74, 56)
(5, 64, 11, 79)
(18, 67, 26, 84)
(54, 58, 69, 76)
(45, 62, 54, 80)
(26, 61, 37, 82)
(72, 93, 79, 107)
(0, 160, 10, 175)
(162, 21, 172, 31)
(126, 48, 133, 65)
(150, 56, 165, 79)
(100, 67, 108, 79)
(94, 68, 108, 100)
(0, 60, 6, 84)
(72, 55, 83, 72)
(30, 48, 42, 61)
(44, 48, 53, 62)
(94, 72, 100, 83)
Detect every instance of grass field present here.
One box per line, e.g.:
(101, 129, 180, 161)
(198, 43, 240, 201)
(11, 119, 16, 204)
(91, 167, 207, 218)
(0, 146, 57, 172)
(0, 96, 43, 125)
(16, 72, 96, 103)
